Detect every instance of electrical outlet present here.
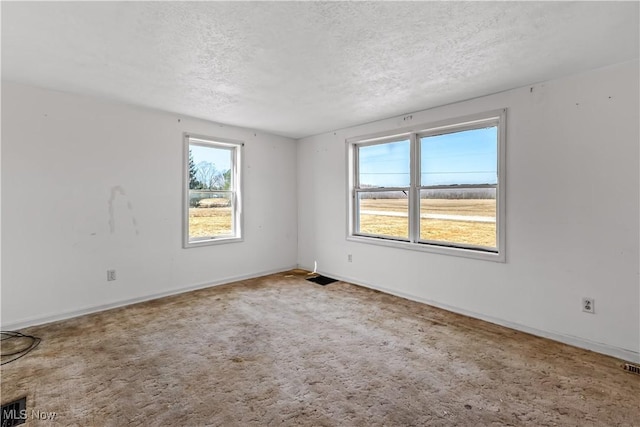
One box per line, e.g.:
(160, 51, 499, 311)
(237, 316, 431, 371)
(107, 269, 116, 281)
(347, 254, 352, 262)
(582, 297, 594, 313)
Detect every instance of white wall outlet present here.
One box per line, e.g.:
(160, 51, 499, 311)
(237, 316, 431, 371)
(347, 254, 352, 262)
(582, 297, 594, 313)
(107, 269, 116, 281)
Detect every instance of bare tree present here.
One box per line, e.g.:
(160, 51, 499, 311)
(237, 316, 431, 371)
(195, 161, 217, 190)
(210, 172, 226, 190)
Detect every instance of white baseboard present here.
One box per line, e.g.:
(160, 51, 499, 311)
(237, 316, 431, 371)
(308, 267, 640, 364)
(2, 265, 297, 331)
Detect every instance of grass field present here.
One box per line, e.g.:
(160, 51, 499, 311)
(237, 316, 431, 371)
(188, 198, 496, 248)
(188, 207, 232, 238)
(359, 198, 496, 247)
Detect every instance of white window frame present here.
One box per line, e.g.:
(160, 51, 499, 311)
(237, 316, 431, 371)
(347, 109, 506, 262)
(183, 133, 243, 248)
(353, 135, 412, 241)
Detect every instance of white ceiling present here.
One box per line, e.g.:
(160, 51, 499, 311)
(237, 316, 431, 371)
(2, 2, 638, 139)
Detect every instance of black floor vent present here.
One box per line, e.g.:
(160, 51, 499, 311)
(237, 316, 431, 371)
(623, 363, 640, 375)
(1, 396, 26, 426)
(306, 275, 338, 286)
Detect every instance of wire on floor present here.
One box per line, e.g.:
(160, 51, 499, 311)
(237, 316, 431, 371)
(1, 331, 41, 365)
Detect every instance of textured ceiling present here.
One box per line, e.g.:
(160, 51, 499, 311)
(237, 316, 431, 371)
(2, 2, 638, 139)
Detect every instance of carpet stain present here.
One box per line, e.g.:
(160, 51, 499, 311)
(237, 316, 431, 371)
(1, 271, 639, 426)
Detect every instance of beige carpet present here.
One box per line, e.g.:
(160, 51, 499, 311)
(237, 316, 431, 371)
(2, 270, 639, 426)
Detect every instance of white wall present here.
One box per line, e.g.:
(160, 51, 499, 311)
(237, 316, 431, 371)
(1, 82, 298, 328)
(297, 60, 640, 362)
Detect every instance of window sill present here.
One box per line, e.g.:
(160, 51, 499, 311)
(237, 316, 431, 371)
(346, 235, 505, 263)
(183, 236, 243, 248)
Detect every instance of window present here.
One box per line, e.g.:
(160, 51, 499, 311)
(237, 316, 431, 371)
(348, 110, 505, 261)
(356, 139, 411, 240)
(183, 134, 243, 247)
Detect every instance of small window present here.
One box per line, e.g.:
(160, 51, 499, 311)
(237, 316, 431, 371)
(184, 134, 243, 247)
(348, 109, 505, 261)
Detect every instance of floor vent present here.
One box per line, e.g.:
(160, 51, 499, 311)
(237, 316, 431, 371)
(623, 363, 640, 375)
(306, 275, 338, 286)
(1, 396, 27, 426)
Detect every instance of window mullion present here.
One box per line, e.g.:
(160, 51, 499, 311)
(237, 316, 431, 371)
(409, 133, 419, 243)
(353, 146, 359, 232)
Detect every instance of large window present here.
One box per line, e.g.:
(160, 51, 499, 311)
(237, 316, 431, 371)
(348, 110, 505, 261)
(183, 134, 243, 247)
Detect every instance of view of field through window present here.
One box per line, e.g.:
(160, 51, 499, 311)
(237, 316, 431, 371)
(355, 124, 498, 249)
(188, 143, 233, 240)
(358, 193, 496, 248)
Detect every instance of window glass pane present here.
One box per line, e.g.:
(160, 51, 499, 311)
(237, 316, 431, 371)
(190, 144, 232, 189)
(421, 127, 497, 186)
(359, 140, 410, 188)
(357, 191, 409, 239)
(188, 191, 233, 239)
(420, 188, 496, 249)
(188, 143, 234, 241)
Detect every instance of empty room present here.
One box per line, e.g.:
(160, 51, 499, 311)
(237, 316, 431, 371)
(1, 1, 639, 426)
